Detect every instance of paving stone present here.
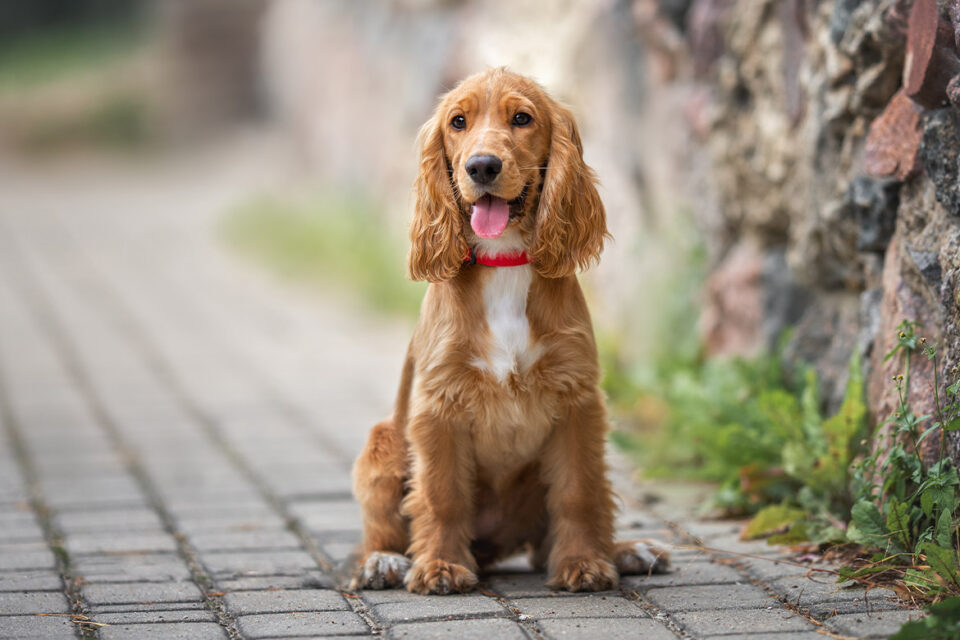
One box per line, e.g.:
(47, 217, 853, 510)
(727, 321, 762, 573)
(484, 573, 578, 598)
(702, 633, 826, 640)
(360, 590, 493, 606)
(55, 507, 165, 533)
(824, 609, 927, 638)
(538, 617, 676, 640)
(216, 572, 335, 591)
(289, 500, 362, 533)
(0, 569, 63, 591)
(737, 556, 819, 582)
(643, 583, 774, 611)
(83, 581, 204, 606)
(388, 617, 528, 639)
(805, 594, 907, 618)
(203, 550, 320, 576)
(189, 529, 302, 552)
(99, 622, 228, 640)
(371, 596, 507, 624)
(92, 602, 207, 613)
(73, 553, 192, 583)
(0, 546, 56, 571)
(0, 591, 70, 614)
(93, 609, 217, 624)
(769, 576, 888, 608)
(235, 611, 368, 638)
(672, 608, 815, 636)
(65, 531, 178, 555)
(0, 614, 76, 639)
(511, 595, 645, 618)
(223, 589, 348, 614)
(622, 560, 743, 589)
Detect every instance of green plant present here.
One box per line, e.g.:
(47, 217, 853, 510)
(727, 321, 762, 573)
(222, 192, 426, 318)
(890, 596, 960, 639)
(738, 353, 868, 540)
(610, 334, 869, 517)
(840, 321, 960, 601)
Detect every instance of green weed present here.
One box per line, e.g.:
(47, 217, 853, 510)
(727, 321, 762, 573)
(222, 192, 426, 318)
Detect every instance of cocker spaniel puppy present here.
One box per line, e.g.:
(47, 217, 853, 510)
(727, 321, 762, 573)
(352, 68, 668, 594)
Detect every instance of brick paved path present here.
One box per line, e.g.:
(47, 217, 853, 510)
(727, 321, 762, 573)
(0, 144, 925, 639)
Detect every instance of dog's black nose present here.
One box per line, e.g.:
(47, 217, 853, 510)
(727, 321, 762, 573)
(465, 155, 502, 185)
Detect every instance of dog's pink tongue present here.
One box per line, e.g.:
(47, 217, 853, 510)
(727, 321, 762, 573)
(470, 195, 510, 238)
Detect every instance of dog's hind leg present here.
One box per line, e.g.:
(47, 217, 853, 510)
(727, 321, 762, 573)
(351, 418, 410, 589)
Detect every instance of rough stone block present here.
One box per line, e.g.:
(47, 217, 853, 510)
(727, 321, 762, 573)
(622, 560, 743, 589)
(0, 569, 63, 592)
(222, 589, 348, 614)
(235, 611, 368, 638)
(0, 614, 76, 638)
(672, 608, 815, 636)
(99, 622, 228, 640)
(0, 591, 70, 614)
(643, 583, 773, 611)
(370, 596, 506, 624)
(83, 581, 204, 606)
(511, 595, 645, 618)
(537, 617, 676, 640)
(388, 617, 527, 639)
(203, 550, 319, 577)
(824, 609, 927, 638)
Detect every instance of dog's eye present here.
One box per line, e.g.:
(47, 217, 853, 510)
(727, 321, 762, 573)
(512, 112, 532, 126)
(450, 115, 467, 130)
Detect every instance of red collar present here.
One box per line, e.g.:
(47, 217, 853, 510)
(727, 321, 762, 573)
(463, 247, 531, 267)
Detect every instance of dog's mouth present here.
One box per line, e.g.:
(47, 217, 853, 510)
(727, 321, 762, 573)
(469, 185, 529, 239)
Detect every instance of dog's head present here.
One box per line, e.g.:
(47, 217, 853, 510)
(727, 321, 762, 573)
(408, 68, 608, 282)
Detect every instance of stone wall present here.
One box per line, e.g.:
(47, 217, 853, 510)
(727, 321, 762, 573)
(680, 0, 960, 463)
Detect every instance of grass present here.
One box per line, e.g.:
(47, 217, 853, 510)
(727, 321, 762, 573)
(0, 20, 147, 91)
(222, 192, 426, 318)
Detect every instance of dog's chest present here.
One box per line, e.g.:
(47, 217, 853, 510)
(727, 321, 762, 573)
(473, 266, 538, 382)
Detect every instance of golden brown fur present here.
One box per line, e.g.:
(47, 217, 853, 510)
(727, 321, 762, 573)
(352, 68, 668, 594)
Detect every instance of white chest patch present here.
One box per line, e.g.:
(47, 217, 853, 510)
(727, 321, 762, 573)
(475, 265, 535, 382)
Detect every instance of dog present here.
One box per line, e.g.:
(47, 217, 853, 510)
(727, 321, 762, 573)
(351, 68, 669, 595)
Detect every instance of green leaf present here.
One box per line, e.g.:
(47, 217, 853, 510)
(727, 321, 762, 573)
(935, 509, 953, 549)
(743, 504, 806, 540)
(767, 521, 811, 545)
(944, 416, 960, 432)
(923, 543, 960, 588)
(886, 497, 913, 552)
(847, 500, 890, 549)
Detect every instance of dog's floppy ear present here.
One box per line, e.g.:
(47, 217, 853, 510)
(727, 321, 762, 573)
(408, 112, 469, 283)
(531, 102, 608, 279)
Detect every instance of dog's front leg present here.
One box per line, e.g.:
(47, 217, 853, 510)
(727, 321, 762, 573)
(403, 410, 478, 595)
(542, 393, 618, 591)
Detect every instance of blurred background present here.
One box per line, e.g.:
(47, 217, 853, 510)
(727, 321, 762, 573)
(3, 0, 960, 515)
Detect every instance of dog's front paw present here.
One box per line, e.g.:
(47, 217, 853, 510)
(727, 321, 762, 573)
(614, 539, 671, 575)
(548, 556, 618, 592)
(404, 559, 478, 595)
(351, 551, 412, 590)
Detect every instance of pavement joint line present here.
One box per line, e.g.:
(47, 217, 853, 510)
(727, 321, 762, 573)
(42, 211, 387, 636)
(474, 586, 547, 639)
(0, 227, 247, 640)
(109, 230, 357, 470)
(654, 517, 858, 639)
(619, 585, 690, 640)
(0, 365, 99, 640)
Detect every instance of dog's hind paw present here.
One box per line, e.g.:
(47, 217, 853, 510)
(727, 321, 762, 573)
(404, 559, 477, 595)
(614, 539, 671, 575)
(351, 551, 411, 590)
